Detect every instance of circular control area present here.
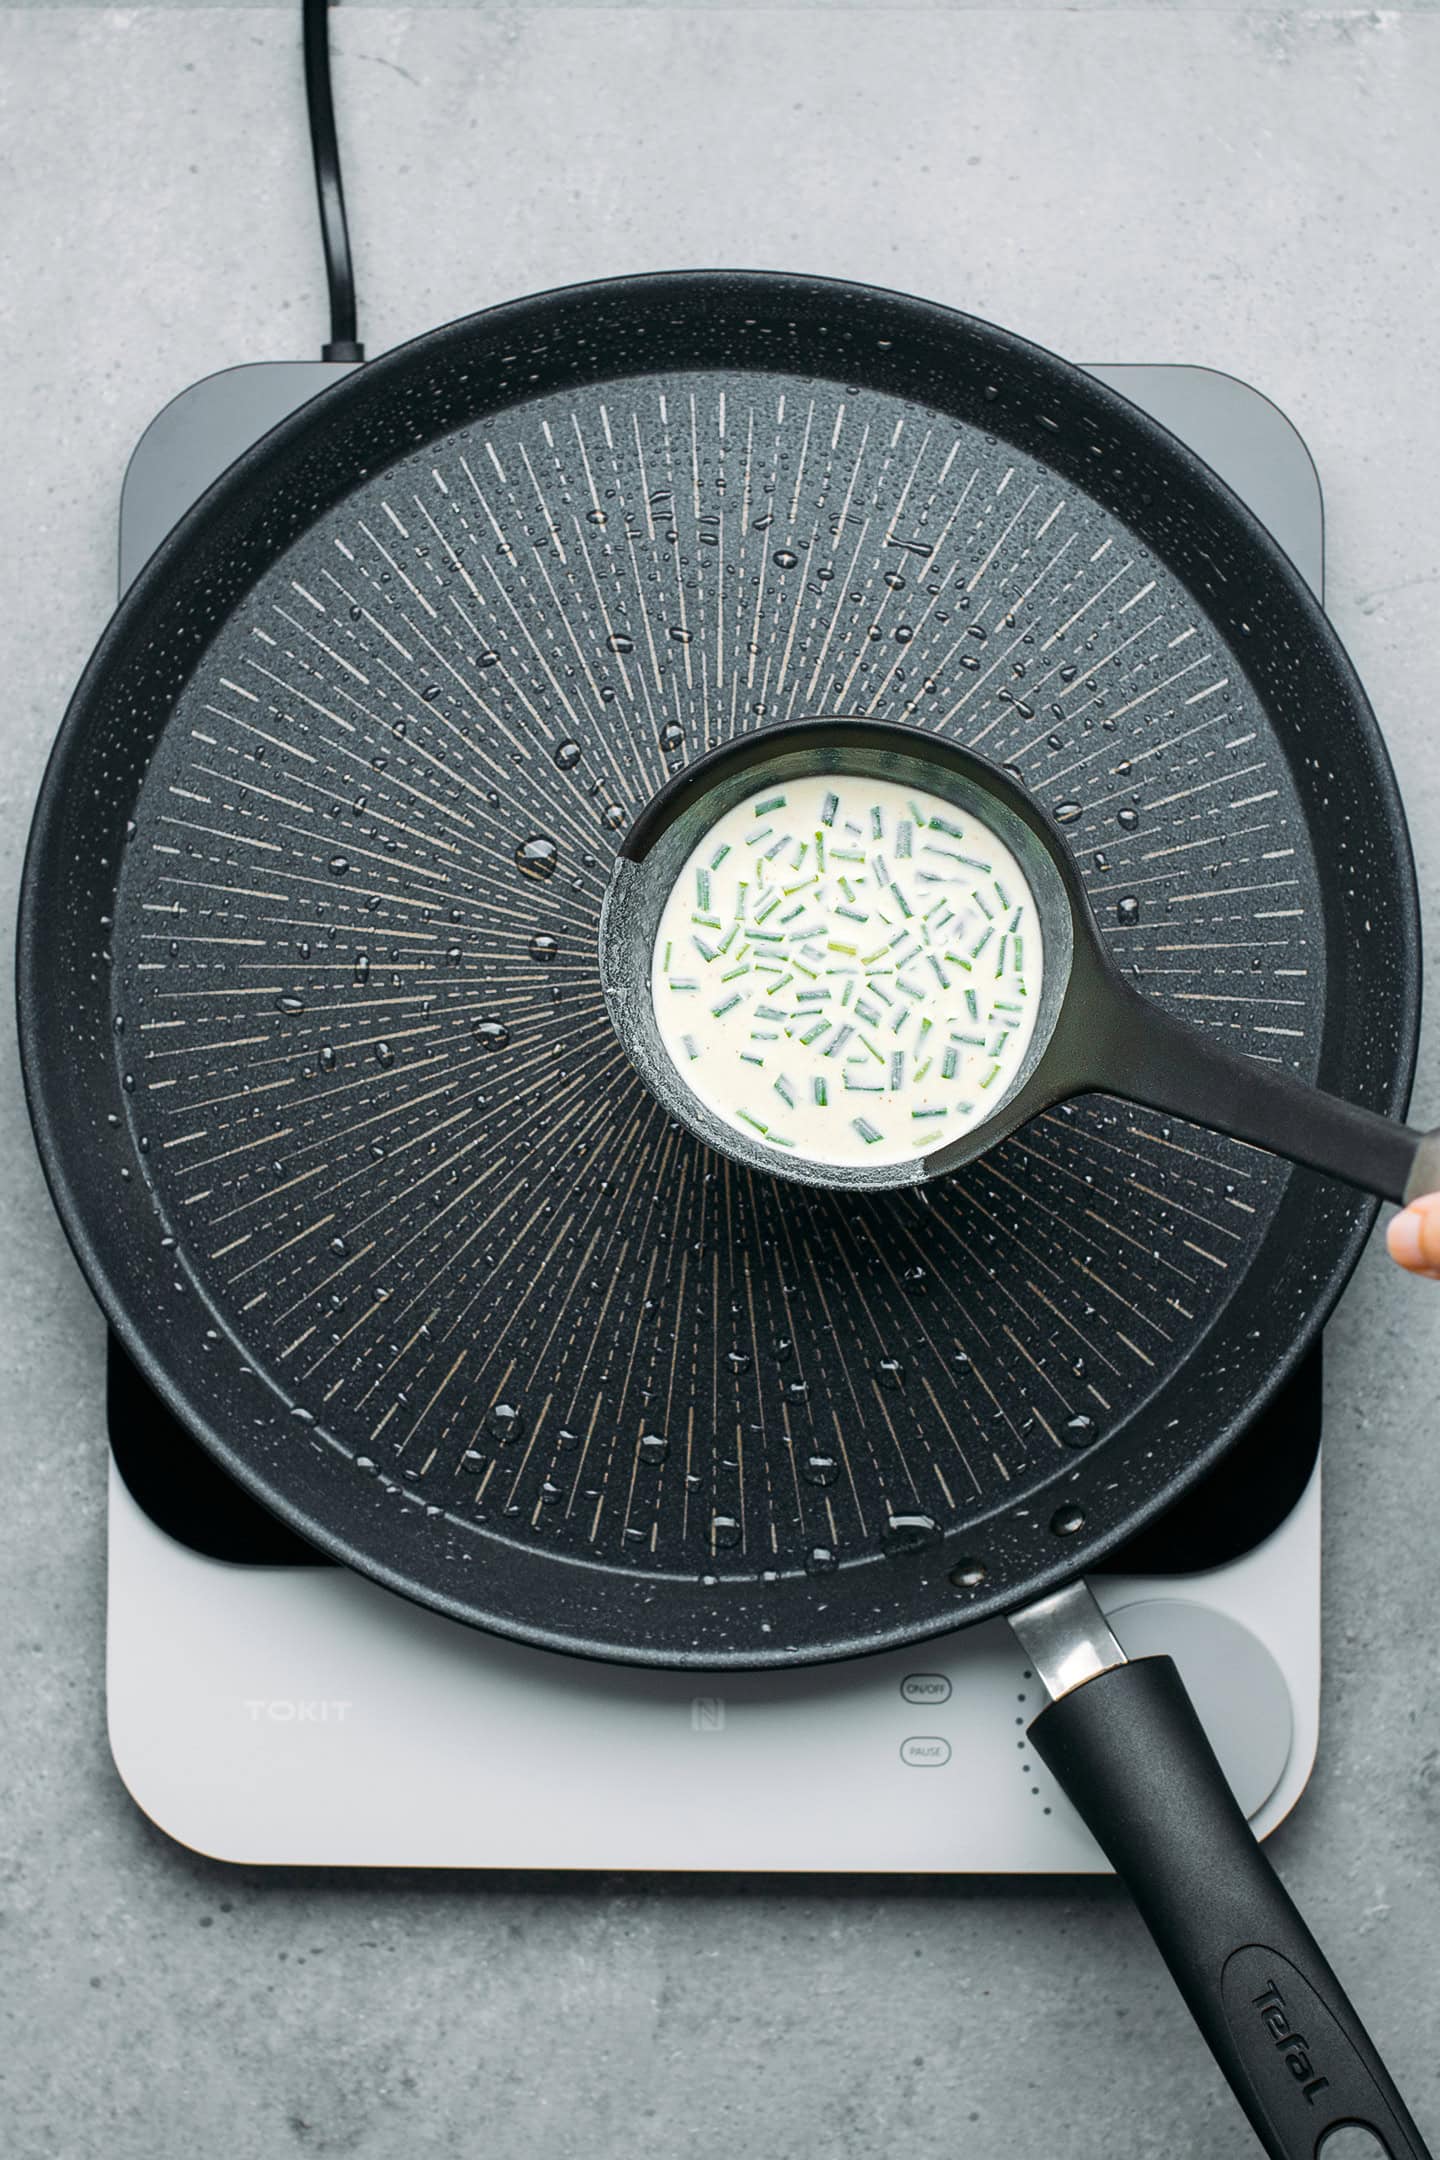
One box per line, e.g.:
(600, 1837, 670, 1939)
(1106, 1600, 1294, 1822)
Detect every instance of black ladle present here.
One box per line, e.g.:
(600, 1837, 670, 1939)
(601, 716, 1439, 1204)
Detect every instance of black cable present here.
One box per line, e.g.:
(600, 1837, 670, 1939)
(302, 0, 364, 363)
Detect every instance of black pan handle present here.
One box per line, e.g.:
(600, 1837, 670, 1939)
(1030, 1655, 1432, 2160)
(1078, 975, 1439, 1206)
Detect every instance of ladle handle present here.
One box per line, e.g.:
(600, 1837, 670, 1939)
(1085, 981, 1438, 1206)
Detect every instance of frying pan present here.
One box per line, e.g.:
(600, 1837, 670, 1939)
(16, 272, 1431, 2157)
(605, 715, 1439, 1200)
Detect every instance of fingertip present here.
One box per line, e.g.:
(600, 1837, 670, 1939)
(1388, 1206, 1425, 1271)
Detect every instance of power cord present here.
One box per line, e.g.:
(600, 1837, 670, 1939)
(302, 0, 364, 363)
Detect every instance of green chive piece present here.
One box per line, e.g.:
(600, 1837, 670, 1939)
(755, 794, 787, 816)
(853, 1117, 883, 1144)
(812, 1077, 828, 1106)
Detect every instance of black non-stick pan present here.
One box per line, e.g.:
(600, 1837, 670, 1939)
(17, 273, 1430, 2156)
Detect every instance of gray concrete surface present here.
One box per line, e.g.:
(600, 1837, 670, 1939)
(2, 7, 1440, 2157)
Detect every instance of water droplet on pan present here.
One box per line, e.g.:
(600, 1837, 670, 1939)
(515, 836, 559, 878)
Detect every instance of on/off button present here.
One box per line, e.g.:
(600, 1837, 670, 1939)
(901, 1673, 952, 1705)
(900, 1735, 952, 1768)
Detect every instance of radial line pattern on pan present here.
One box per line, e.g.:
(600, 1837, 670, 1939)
(113, 373, 1322, 1573)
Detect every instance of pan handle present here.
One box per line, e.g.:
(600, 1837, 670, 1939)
(1017, 1591, 1431, 2160)
(1073, 975, 1439, 1207)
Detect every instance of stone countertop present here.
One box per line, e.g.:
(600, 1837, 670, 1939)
(1, 7, 1438, 2156)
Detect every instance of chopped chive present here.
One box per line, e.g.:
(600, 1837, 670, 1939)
(774, 1074, 796, 1107)
(721, 963, 751, 983)
(821, 791, 839, 826)
(941, 1048, 959, 1079)
(696, 869, 711, 910)
(823, 1024, 854, 1059)
(812, 1077, 828, 1106)
(966, 989, 979, 1022)
(970, 927, 994, 959)
(927, 955, 949, 989)
(979, 1062, 1002, 1089)
(912, 1105, 946, 1121)
(746, 827, 774, 848)
(754, 794, 787, 816)
(709, 842, 731, 868)
(895, 821, 913, 860)
(682, 1034, 699, 1059)
(739, 1109, 767, 1131)
(712, 993, 742, 1018)
(853, 1116, 883, 1144)
(799, 1020, 831, 1046)
(890, 1052, 905, 1090)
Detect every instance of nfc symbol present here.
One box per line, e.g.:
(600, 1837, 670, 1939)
(690, 1697, 726, 1732)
